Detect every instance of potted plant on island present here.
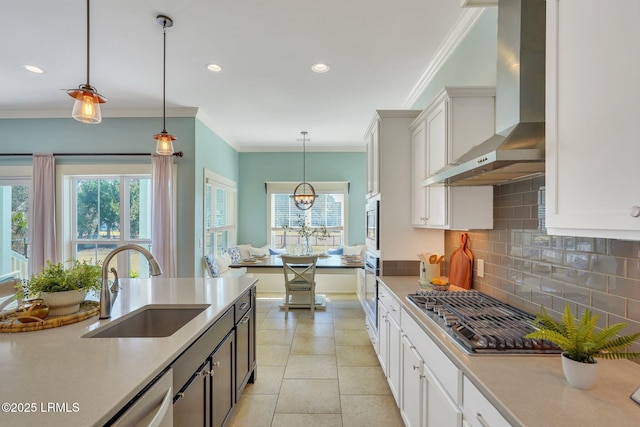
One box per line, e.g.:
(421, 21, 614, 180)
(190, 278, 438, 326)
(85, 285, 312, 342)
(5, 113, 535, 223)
(525, 304, 640, 389)
(19, 260, 102, 317)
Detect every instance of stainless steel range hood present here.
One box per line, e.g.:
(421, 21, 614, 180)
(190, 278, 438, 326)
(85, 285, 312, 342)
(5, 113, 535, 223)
(423, 0, 546, 187)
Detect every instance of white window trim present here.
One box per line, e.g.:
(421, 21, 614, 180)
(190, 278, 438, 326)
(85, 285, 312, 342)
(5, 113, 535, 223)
(265, 181, 350, 247)
(203, 169, 237, 257)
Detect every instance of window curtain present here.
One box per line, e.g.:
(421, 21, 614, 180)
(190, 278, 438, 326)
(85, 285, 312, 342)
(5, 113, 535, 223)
(151, 154, 177, 277)
(29, 154, 57, 274)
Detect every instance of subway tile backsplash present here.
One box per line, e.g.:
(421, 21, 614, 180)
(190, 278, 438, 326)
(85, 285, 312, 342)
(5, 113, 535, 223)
(444, 176, 640, 354)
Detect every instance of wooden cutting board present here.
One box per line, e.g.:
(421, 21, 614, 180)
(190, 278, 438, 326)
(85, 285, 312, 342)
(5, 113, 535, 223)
(449, 233, 473, 289)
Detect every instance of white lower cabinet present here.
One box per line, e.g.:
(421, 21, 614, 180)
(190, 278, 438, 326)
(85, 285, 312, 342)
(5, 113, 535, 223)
(401, 335, 424, 427)
(378, 287, 402, 404)
(401, 308, 462, 427)
(462, 376, 510, 427)
(425, 365, 462, 427)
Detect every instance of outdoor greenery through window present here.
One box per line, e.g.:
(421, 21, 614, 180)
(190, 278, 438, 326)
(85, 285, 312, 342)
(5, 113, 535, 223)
(71, 176, 152, 278)
(268, 182, 347, 253)
(204, 171, 237, 256)
(0, 178, 30, 281)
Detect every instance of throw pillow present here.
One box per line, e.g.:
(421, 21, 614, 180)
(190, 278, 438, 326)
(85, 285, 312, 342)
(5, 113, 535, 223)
(215, 255, 230, 274)
(221, 246, 242, 264)
(269, 247, 286, 255)
(342, 245, 362, 256)
(204, 254, 220, 278)
(327, 247, 343, 255)
(248, 244, 270, 257)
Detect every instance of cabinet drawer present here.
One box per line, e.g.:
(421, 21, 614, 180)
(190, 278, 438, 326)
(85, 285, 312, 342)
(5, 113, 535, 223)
(401, 308, 460, 403)
(378, 283, 400, 324)
(235, 290, 251, 322)
(172, 307, 234, 394)
(462, 376, 510, 427)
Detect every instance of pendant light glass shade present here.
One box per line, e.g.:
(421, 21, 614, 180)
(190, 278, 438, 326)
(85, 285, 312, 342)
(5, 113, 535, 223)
(154, 131, 176, 155)
(67, 0, 106, 124)
(68, 84, 106, 124)
(292, 131, 316, 210)
(154, 15, 176, 155)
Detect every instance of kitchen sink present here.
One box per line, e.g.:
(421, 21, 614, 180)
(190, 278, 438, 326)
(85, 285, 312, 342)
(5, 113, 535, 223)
(83, 304, 210, 338)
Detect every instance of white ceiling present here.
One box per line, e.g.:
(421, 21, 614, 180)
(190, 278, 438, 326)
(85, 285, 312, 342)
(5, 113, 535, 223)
(1, 0, 472, 151)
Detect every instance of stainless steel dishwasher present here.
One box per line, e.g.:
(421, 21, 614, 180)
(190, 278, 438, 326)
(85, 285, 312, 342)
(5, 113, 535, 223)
(111, 368, 174, 427)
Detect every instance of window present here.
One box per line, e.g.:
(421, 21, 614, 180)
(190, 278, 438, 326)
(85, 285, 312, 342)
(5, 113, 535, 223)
(58, 164, 153, 280)
(204, 170, 237, 256)
(0, 173, 30, 281)
(267, 182, 348, 252)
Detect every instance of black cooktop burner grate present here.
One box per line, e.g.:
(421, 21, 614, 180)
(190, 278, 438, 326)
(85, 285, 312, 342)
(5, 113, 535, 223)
(407, 290, 561, 355)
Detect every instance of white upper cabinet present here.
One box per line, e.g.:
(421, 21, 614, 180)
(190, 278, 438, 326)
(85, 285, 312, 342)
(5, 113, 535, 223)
(411, 87, 495, 230)
(546, 0, 640, 239)
(366, 120, 380, 197)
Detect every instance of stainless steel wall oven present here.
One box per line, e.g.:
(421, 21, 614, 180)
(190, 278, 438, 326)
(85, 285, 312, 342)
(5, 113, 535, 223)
(364, 251, 380, 332)
(365, 197, 379, 252)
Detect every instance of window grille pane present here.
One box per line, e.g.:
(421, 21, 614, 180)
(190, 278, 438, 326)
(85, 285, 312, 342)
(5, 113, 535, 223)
(129, 178, 151, 240)
(75, 178, 121, 240)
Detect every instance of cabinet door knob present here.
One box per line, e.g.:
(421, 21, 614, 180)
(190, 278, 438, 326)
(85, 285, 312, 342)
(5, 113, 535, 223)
(412, 364, 420, 371)
(212, 361, 221, 367)
(632, 206, 640, 217)
(476, 412, 490, 427)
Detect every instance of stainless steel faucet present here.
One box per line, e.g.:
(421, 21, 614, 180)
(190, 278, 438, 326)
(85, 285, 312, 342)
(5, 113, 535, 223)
(100, 244, 163, 319)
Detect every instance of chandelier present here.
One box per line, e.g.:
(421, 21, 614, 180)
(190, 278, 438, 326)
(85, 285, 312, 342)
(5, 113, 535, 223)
(292, 131, 316, 210)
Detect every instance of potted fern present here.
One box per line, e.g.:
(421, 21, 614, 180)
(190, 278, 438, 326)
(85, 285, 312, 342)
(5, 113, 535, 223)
(22, 260, 102, 316)
(525, 305, 640, 389)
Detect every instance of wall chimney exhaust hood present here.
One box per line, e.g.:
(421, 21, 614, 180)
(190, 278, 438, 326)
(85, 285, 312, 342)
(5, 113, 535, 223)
(423, 0, 546, 187)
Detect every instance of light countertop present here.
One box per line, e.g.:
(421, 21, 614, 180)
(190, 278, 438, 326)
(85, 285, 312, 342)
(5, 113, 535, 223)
(379, 275, 640, 427)
(0, 276, 258, 427)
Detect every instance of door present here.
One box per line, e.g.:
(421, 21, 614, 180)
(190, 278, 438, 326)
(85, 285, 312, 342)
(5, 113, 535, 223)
(173, 363, 208, 427)
(235, 309, 253, 397)
(211, 332, 234, 427)
(401, 335, 424, 427)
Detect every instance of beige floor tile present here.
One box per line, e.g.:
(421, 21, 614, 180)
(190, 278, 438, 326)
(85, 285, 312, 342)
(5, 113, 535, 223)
(336, 345, 379, 366)
(294, 322, 335, 337)
(256, 344, 291, 366)
(330, 300, 362, 309)
(291, 336, 336, 355)
(340, 395, 404, 427)
(332, 308, 365, 319)
(259, 316, 298, 330)
(334, 329, 371, 346)
(255, 312, 269, 324)
(275, 379, 341, 414)
(284, 354, 337, 379)
(257, 329, 295, 345)
(296, 311, 334, 323)
(338, 366, 391, 395)
(243, 365, 285, 395)
(225, 393, 278, 427)
(333, 317, 366, 330)
(271, 413, 343, 427)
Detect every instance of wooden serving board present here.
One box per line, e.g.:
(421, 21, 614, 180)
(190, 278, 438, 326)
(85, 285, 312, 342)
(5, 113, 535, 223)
(449, 233, 473, 290)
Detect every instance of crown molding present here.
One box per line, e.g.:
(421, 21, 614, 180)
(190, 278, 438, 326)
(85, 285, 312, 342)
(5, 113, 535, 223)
(403, 7, 487, 108)
(194, 110, 241, 152)
(0, 107, 199, 119)
(238, 145, 365, 153)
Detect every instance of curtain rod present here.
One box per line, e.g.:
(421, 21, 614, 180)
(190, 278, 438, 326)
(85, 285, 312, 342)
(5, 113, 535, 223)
(0, 151, 183, 158)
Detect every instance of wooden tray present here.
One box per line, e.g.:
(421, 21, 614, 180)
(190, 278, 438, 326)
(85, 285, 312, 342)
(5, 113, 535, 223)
(0, 301, 99, 333)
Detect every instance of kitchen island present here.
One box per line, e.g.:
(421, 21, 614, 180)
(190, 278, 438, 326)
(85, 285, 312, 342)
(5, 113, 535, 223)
(379, 276, 640, 427)
(0, 275, 257, 427)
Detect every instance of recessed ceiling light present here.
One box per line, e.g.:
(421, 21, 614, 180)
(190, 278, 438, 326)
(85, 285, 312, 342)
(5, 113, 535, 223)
(207, 63, 223, 73)
(311, 63, 330, 73)
(23, 64, 44, 74)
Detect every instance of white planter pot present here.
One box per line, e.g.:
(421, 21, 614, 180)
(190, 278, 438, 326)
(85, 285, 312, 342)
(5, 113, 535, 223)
(561, 352, 598, 389)
(41, 289, 87, 316)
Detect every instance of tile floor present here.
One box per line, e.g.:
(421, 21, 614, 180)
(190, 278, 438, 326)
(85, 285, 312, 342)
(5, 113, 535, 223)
(226, 293, 404, 427)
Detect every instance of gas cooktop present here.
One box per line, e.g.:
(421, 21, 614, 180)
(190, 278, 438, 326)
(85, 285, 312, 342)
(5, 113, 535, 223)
(407, 290, 561, 355)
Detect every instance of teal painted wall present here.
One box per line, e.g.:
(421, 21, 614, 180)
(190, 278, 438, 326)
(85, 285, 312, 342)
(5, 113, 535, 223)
(194, 119, 240, 274)
(411, 8, 498, 109)
(237, 152, 366, 247)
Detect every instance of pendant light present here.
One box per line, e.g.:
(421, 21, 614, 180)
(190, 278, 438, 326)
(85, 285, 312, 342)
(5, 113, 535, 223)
(292, 131, 316, 210)
(66, 0, 106, 124)
(154, 15, 176, 155)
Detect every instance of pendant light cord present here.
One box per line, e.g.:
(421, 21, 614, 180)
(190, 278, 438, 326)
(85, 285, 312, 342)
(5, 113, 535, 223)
(162, 21, 167, 133)
(85, 0, 91, 86)
(301, 131, 308, 183)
